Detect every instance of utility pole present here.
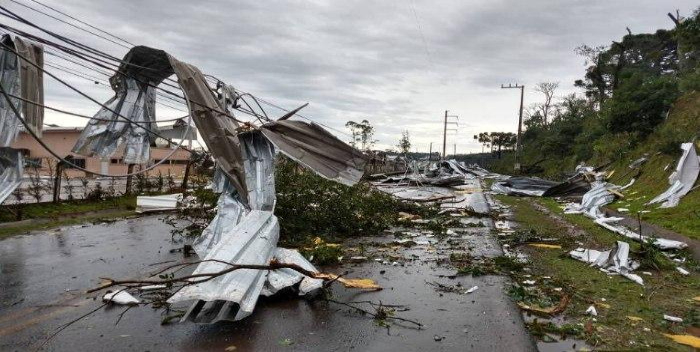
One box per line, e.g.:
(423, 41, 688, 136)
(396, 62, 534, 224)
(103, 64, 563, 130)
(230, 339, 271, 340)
(429, 142, 433, 161)
(453, 143, 456, 158)
(500, 83, 524, 171)
(442, 110, 459, 160)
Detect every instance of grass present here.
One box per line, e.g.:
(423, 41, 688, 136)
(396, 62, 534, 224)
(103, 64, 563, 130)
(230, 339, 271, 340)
(606, 150, 700, 240)
(496, 195, 700, 351)
(0, 196, 137, 239)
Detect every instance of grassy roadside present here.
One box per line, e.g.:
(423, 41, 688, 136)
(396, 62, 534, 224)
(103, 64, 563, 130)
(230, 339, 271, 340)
(495, 195, 700, 351)
(0, 196, 137, 239)
(606, 150, 700, 240)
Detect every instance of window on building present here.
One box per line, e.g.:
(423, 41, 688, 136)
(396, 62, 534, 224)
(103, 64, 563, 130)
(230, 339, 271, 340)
(110, 158, 122, 164)
(25, 158, 42, 168)
(170, 159, 189, 165)
(64, 157, 86, 169)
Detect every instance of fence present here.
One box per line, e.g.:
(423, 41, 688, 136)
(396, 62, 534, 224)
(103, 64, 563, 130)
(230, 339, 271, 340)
(5, 171, 184, 205)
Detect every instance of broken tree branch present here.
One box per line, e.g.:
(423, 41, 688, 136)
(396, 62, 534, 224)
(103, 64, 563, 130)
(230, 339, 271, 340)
(88, 260, 317, 294)
(324, 298, 422, 328)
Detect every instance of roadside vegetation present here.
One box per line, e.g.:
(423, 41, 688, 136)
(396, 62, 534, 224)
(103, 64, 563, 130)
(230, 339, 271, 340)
(496, 195, 700, 351)
(0, 169, 183, 238)
(481, 8, 700, 240)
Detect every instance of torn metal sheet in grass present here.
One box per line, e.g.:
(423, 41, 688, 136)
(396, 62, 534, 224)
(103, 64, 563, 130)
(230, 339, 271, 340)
(491, 177, 558, 197)
(647, 142, 700, 208)
(569, 241, 644, 285)
(594, 217, 687, 250)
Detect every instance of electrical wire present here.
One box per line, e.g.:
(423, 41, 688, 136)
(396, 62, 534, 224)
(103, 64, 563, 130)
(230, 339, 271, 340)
(9, 0, 131, 49)
(0, 42, 194, 155)
(25, 0, 134, 46)
(0, 79, 193, 178)
(7, 3, 348, 136)
(3, 1, 351, 143)
(9, 93, 187, 123)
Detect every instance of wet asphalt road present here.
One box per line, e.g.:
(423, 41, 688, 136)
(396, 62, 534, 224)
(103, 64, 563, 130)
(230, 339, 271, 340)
(0, 187, 535, 351)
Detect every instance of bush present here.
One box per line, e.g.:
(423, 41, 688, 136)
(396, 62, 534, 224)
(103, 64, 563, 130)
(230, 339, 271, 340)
(275, 157, 404, 245)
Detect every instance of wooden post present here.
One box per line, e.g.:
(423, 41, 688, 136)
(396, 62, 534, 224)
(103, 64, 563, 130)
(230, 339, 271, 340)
(125, 164, 135, 195)
(181, 159, 192, 193)
(52, 161, 62, 203)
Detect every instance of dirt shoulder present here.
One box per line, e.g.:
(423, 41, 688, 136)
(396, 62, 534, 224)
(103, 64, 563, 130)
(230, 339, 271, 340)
(494, 195, 699, 351)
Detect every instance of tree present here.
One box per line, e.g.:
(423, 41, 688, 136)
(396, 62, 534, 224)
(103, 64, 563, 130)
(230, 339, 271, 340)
(474, 132, 515, 158)
(489, 132, 517, 159)
(345, 120, 375, 151)
(397, 130, 411, 156)
(474, 132, 491, 153)
(533, 82, 559, 126)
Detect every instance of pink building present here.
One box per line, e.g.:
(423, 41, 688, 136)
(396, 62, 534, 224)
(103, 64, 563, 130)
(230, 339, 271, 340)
(11, 127, 193, 178)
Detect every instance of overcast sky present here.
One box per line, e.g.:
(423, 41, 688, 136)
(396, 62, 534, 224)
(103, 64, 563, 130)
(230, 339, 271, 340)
(5, 0, 698, 153)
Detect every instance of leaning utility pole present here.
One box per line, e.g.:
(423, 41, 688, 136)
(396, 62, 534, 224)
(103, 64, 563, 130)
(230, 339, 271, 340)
(442, 110, 459, 159)
(500, 83, 524, 171)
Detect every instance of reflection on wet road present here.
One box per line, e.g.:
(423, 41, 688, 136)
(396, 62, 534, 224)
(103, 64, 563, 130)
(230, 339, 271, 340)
(0, 183, 535, 351)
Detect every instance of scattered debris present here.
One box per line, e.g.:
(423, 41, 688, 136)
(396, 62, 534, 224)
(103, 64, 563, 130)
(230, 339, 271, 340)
(527, 243, 561, 249)
(103, 291, 140, 305)
(135, 193, 183, 213)
(569, 241, 643, 285)
(465, 286, 479, 294)
(585, 305, 598, 316)
(516, 295, 570, 317)
(647, 142, 699, 208)
(314, 274, 381, 290)
(662, 334, 700, 348)
(663, 314, 683, 323)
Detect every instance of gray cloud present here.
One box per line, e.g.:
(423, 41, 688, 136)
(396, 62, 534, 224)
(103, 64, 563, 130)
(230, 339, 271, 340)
(6, 0, 698, 152)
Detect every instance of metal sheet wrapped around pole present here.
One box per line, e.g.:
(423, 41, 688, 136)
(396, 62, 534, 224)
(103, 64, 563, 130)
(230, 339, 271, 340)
(72, 47, 170, 164)
(166, 55, 250, 207)
(0, 147, 23, 204)
(0, 34, 44, 146)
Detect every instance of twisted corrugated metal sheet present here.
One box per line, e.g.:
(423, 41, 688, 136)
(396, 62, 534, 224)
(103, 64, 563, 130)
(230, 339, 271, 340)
(0, 148, 23, 204)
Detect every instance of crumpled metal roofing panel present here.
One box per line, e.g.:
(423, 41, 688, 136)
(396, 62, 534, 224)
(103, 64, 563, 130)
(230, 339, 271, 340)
(262, 247, 323, 297)
(72, 77, 159, 164)
(261, 120, 367, 186)
(192, 190, 246, 256)
(0, 35, 44, 146)
(169, 210, 280, 322)
(648, 142, 700, 208)
(0, 148, 23, 204)
(0, 36, 22, 147)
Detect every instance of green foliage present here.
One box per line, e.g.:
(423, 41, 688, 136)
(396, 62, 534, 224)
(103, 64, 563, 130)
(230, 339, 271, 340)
(603, 73, 679, 137)
(298, 237, 343, 265)
(274, 157, 404, 245)
(495, 8, 700, 177)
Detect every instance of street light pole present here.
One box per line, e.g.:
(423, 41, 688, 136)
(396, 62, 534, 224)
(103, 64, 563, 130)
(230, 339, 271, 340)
(500, 83, 525, 171)
(442, 110, 459, 160)
(442, 110, 447, 159)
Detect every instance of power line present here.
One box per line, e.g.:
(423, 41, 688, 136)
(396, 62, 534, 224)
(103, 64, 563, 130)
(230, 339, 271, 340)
(10, 93, 188, 123)
(9, 0, 131, 49)
(12, 1, 351, 139)
(0, 81, 192, 178)
(0, 42, 195, 155)
(3, 1, 349, 139)
(25, 0, 134, 46)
